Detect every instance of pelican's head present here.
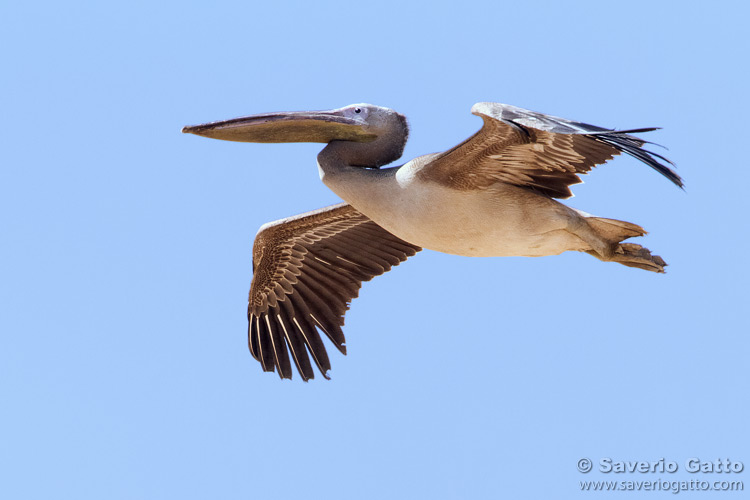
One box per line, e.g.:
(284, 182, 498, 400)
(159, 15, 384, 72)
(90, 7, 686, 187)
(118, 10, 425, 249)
(183, 103, 408, 167)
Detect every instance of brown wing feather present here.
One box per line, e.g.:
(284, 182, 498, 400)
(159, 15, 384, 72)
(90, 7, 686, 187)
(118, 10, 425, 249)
(419, 102, 681, 198)
(248, 203, 421, 381)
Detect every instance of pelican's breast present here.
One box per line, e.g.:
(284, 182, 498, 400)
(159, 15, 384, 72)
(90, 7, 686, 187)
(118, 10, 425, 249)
(327, 159, 582, 258)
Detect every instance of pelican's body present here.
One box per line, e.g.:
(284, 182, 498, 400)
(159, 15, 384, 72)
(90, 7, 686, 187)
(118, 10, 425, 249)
(321, 159, 590, 258)
(183, 102, 682, 381)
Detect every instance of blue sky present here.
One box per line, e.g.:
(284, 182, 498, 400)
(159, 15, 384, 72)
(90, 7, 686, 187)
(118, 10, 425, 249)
(2, 1, 748, 498)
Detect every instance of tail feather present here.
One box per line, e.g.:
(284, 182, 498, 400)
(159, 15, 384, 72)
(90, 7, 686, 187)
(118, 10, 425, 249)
(585, 216, 646, 244)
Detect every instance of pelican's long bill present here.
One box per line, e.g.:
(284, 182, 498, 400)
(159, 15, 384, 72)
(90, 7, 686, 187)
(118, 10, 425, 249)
(181, 109, 378, 144)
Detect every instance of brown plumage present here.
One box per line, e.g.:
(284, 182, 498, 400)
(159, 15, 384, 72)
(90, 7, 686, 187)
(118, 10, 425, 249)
(421, 102, 680, 198)
(247, 203, 420, 380)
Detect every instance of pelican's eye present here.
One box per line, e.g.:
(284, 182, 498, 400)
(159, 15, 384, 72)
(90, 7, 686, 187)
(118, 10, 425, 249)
(354, 107, 362, 114)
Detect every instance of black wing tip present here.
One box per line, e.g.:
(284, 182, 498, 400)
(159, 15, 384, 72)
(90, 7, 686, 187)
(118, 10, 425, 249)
(248, 313, 338, 382)
(268, 365, 317, 382)
(604, 126, 662, 135)
(253, 351, 336, 382)
(588, 129, 684, 189)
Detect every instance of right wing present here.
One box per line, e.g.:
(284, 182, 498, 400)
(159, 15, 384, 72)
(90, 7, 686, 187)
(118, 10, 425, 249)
(419, 102, 681, 198)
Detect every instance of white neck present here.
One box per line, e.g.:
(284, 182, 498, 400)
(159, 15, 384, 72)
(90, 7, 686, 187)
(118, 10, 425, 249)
(318, 144, 405, 214)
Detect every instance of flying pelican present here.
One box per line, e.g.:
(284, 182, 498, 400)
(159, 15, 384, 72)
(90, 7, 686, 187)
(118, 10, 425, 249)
(183, 102, 682, 381)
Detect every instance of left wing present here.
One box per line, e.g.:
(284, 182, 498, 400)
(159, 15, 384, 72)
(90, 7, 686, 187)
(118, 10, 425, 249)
(418, 102, 682, 198)
(248, 203, 421, 381)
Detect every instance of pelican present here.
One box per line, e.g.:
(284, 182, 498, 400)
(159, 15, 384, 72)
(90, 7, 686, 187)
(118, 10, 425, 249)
(183, 102, 682, 381)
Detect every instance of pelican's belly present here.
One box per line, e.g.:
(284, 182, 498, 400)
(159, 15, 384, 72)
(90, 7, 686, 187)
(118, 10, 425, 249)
(357, 181, 587, 258)
(321, 163, 591, 258)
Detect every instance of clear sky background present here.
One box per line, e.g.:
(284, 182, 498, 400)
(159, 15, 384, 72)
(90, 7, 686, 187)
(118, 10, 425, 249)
(2, 1, 748, 499)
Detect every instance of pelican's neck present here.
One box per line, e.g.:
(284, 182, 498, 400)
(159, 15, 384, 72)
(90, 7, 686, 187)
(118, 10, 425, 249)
(317, 143, 401, 215)
(316, 117, 408, 215)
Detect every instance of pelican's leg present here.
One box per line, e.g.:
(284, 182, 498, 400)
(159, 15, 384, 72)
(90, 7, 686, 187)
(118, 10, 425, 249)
(564, 215, 617, 260)
(565, 212, 667, 273)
